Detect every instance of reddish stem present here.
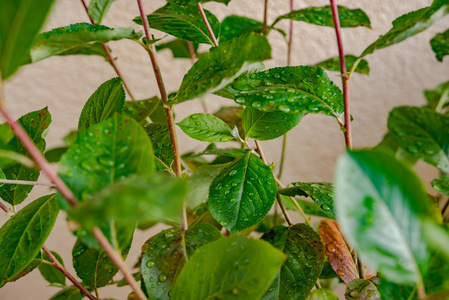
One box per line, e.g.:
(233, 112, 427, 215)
(196, 3, 218, 46)
(287, 0, 294, 66)
(329, 1, 352, 149)
(262, 0, 269, 35)
(0, 201, 9, 213)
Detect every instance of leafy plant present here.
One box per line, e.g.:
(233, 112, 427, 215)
(0, 0, 448, 299)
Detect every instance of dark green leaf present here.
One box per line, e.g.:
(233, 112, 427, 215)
(123, 97, 160, 124)
(59, 114, 155, 204)
(243, 108, 303, 140)
(156, 39, 198, 59)
(209, 151, 277, 233)
(361, 1, 449, 57)
(175, 32, 271, 103)
(177, 113, 235, 143)
(0, 0, 55, 79)
(141, 224, 222, 299)
(219, 15, 264, 43)
(78, 77, 125, 134)
(424, 80, 449, 111)
(230, 66, 344, 119)
(144, 124, 174, 172)
(171, 236, 286, 300)
(72, 226, 133, 289)
(88, 0, 115, 24)
(373, 132, 419, 166)
(44, 147, 68, 163)
(49, 287, 83, 300)
(0, 107, 51, 205)
(388, 106, 449, 173)
(261, 224, 326, 300)
(55, 42, 108, 58)
(69, 173, 186, 228)
(345, 278, 381, 300)
(133, 4, 220, 45)
(431, 176, 449, 196)
(314, 55, 370, 75)
(186, 164, 225, 209)
(1, 252, 41, 287)
(198, 146, 248, 158)
(38, 251, 66, 286)
(423, 246, 449, 298)
(30, 23, 142, 62)
(0, 194, 58, 286)
(334, 150, 432, 284)
(281, 195, 329, 218)
(431, 29, 449, 62)
(378, 279, 416, 300)
(167, 0, 230, 5)
(274, 6, 371, 28)
(309, 288, 338, 300)
(279, 182, 335, 219)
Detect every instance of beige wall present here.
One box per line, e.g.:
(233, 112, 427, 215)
(1, 0, 448, 299)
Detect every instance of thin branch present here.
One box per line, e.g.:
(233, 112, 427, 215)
(287, 0, 294, 66)
(262, 0, 269, 35)
(0, 201, 9, 213)
(329, 0, 352, 149)
(196, 3, 218, 46)
(80, 0, 136, 100)
(42, 246, 96, 300)
(0, 179, 55, 187)
(277, 133, 288, 179)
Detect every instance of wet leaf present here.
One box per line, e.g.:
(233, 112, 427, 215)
(431, 176, 449, 196)
(314, 55, 370, 75)
(133, 3, 220, 45)
(78, 77, 125, 134)
(361, 0, 449, 57)
(243, 108, 304, 140)
(0, 194, 58, 286)
(30, 23, 142, 62)
(335, 150, 432, 284)
(2, 252, 41, 286)
(38, 250, 66, 286)
(431, 29, 449, 62)
(0, 107, 51, 205)
(145, 124, 173, 172)
(274, 6, 371, 28)
(345, 277, 381, 300)
(123, 97, 160, 124)
(281, 195, 329, 218)
(177, 113, 235, 143)
(88, 0, 116, 24)
(209, 151, 277, 233)
(230, 66, 343, 119)
(175, 32, 271, 103)
(388, 106, 449, 173)
(171, 236, 286, 300)
(0, 0, 55, 79)
(141, 225, 222, 299)
(261, 224, 326, 300)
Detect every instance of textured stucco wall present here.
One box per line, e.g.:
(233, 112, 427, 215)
(1, 0, 448, 299)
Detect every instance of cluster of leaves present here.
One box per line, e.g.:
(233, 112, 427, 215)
(0, 0, 449, 299)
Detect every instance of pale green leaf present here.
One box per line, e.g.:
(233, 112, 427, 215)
(88, 0, 116, 24)
(431, 176, 449, 196)
(186, 164, 224, 209)
(309, 288, 338, 300)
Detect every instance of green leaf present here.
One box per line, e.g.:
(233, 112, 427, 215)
(345, 278, 381, 300)
(279, 182, 335, 219)
(156, 39, 198, 59)
(72, 226, 133, 289)
(38, 251, 66, 286)
(334, 150, 432, 284)
(373, 132, 419, 166)
(314, 55, 370, 75)
(2, 252, 41, 287)
(0, 194, 58, 286)
(0, 0, 55, 79)
(55, 42, 108, 58)
(44, 147, 68, 163)
(219, 15, 265, 43)
(378, 279, 417, 300)
(175, 32, 271, 103)
(166, 0, 230, 5)
(0, 107, 51, 205)
(361, 0, 449, 57)
(133, 4, 220, 45)
(88, 0, 115, 24)
(281, 195, 329, 218)
(69, 173, 186, 228)
(171, 236, 287, 300)
(424, 80, 449, 111)
(423, 247, 449, 298)
(209, 151, 277, 233)
(388, 106, 449, 173)
(141, 225, 222, 299)
(431, 176, 449, 196)
(49, 286, 83, 300)
(186, 164, 225, 209)
(274, 6, 371, 28)
(177, 113, 235, 143)
(309, 288, 338, 300)
(30, 23, 142, 62)
(243, 108, 303, 141)
(59, 114, 155, 204)
(144, 124, 174, 172)
(231, 66, 344, 119)
(261, 224, 326, 300)
(123, 97, 160, 124)
(431, 29, 449, 62)
(78, 77, 125, 134)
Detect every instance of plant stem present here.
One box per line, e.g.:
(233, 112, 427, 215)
(278, 133, 287, 179)
(262, 0, 269, 35)
(42, 246, 97, 300)
(329, 0, 352, 150)
(425, 290, 449, 300)
(0, 179, 55, 187)
(287, 0, 294, 66)
(0, 200, 9, 213)
(196, 3, 219, 46)
(136, 0, 186, 232)
(79, 0, 136, 101)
